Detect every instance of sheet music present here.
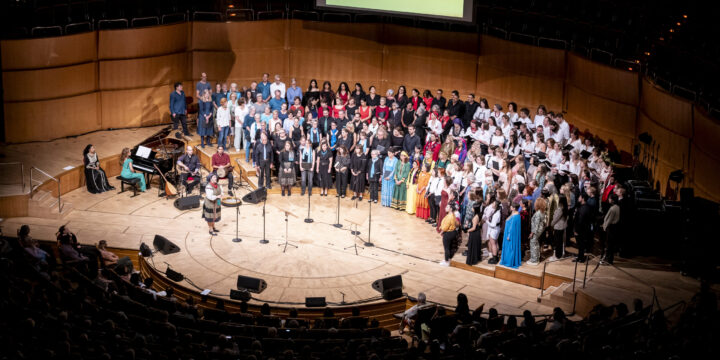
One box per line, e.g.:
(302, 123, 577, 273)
(136, 145, 151, 159)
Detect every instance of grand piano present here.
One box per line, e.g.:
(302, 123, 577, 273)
(130, 126, 186, 193)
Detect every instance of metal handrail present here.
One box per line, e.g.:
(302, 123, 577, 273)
(30, 167, 62, 213)
(585, 255, 660, 314)
(0, 162, 26, 193)
(539, 255, 578, 297)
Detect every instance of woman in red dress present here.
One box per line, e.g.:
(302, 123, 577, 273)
(290, 96, 304, 117)
(374, 97, 390, 124)
(358, 98, 372, 124)
(332, 97, 345, 118)
(422, 90, 434, 110)
(336, 82, 350, 105)
(410, 88, 422, 111)
(423, 133, 441, 162)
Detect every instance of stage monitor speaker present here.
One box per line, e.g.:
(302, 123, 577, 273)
(140, 243, 152, 257)
(305, 297, 327, 307)
(174, 195, 201, 210)
(242, 187, 267, 204)
(237, 275, 267, 293)
(166, 267, 184, 282)
(153, 235, 180, 255)
(230, 289, 251, 301)
(372, 275, 403, 300)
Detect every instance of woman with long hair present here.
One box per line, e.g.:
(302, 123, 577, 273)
(119, 147, 146, 192)
(349, 146, 367, 201)
(466, 202, 483, 265)
(334, 146, 350, 198)
(528, 197, 548, 265)
(320, 80, 334, 104)
(198, 90, 215, 148)
(381, 150, 398, 207)
(316, 141, 333, 196)
(415, 163, 432, 219)
(336, 82, 350, 105)
(499, 203, 522, 268)
(550, 195, 569, 260)
(405, 160, 421, 215)
(83, 144, 113, 193)
(305, 79, 320, 104)
(279, 141, 297, 196)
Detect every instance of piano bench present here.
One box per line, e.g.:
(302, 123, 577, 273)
(116, 176, 140, 197)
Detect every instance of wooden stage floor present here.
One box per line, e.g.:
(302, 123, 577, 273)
(0, 128, 705, 317)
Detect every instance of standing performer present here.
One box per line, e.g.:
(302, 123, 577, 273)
(316, 141, 333, 196)
(381, 150, 398, 207)
(405, 161, 420, 215)
(499, 203, 522, 268)
(211, 146, 234, 196)
(366, 150, 382, 203)
(120, 148, 146, 192)
(334, 146, 351, 198)
(350, 146, 367, 201)
(83, 144, 113, 193)
(415, 163, 432, 219)
(177, 146, 201, 194)
(439, 203, 459, 266)
(203, 174, 222, 235)
(298, 136, 315, 196)
(466, 202, 483, 265)
(279, 141, 297, 196)
(198, 90, 214, 148)
(254, 134, 274, 189)
(391, 152, 412, 210)
(170, 82, 191, 136)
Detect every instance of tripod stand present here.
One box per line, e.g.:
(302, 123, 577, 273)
(274, 205, 298, 253)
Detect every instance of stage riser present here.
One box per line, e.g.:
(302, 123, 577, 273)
(451, 260, 573, 290)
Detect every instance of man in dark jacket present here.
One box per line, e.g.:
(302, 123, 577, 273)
(254, 134, 274, 189)
(574, 193, 594, 262)
(403, 125, 422, 156)
(366, 150, 383, 203)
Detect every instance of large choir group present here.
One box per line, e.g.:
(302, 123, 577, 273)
(177, 72, 630, 267)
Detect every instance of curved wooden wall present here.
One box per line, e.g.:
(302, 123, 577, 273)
(2, 20, 719, 202)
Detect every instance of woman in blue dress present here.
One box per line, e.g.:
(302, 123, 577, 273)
(119, 148, 146, 192)
(198, 90, 214, 148)
(380, 150, 398, 207)
(499, 203, 522, 268)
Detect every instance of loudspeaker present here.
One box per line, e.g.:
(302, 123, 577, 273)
(174, 195, 201, 210)
(305, 297, 327, 307)
(237, 275, 267, 293)
(230, 289, 251, 301)
(372, 275, 403, 300)
(153, 235, 180, 255)
(166, 267, 184, 282)
(242, 187, 267, 204)
(140, 243, 152, 257)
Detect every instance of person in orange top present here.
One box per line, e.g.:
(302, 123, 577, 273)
(415, 163, 433, 219)
(439, 203, 459, 266)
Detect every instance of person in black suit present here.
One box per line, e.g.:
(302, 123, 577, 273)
(366, 149, 383, 203)
(318, 108, 335, 137)
(253, 134, 274, 189)
(432, 89, 446, 111)
(574, 193, 594, 262)
(403, 125, 422, 156)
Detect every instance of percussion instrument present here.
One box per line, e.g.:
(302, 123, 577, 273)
(221, 197, 242, 207)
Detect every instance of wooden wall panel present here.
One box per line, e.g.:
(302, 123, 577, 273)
(640, 79, 693, 138)
(636, 112, 691, 194)
(1, 32, 97, 70)
(100, 85, 177, 129)
(476, 66, 564, 112)
(192, 20, 286, 51)
(478, 35, 565, 79)
(99, 53, 190, 90)
(191, 49, 289, 89)
(567, 53, 639, 105)
(565, 85, 636, 151)
(4, 92, 100, 143)
(692, 107, 720, 162)
(290, 20, 383, 50)
(98, 23, 189, 59)
(290, 48, 383, 92)
(3, 62, 97, 102)
(689, 143, 720, 203)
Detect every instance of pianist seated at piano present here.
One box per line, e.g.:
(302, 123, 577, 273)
(212, 146, 234, 196)
(120, 148, 147, 192)
(177, 146, 202, 194)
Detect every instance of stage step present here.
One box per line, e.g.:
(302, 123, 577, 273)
(537, 282, 575, 313)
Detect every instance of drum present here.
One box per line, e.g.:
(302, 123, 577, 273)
(217, 167, 227, 178)
(221, 197, 242, 207)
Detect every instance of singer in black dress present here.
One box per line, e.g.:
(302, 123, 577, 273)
(349, 146, 367, 200)
(83, 144, 114, 194)
(316, 141, 333, 196)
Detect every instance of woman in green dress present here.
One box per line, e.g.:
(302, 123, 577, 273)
(119, 148, 146, 192)
(391, 151, 411, 210)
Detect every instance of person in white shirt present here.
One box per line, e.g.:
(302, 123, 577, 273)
(473, 98, 491, 121)
(269, 74, 286, 100)
(215, 98, 232, 149)
(490, 127, 505, 147)
(569, 130, 583, 151)
(464, 120, 482, 142)
(399, 292, 428, 334)
(283, 111, 296, 134)
(269, 110, 283, 134)
(490, 103, 504, 121)
(487, 116, 498, 135)
(426, 112, 443, 142)
(569, 151, 582, 176)
(483, 200, 502, 264)
(488, 147, 505, 181)
(522, 132, 536, 159)
(500, 115, 513, 137)
(555, 113, 570, 144)
(506, 102, 519, 123)
(233, 98, 249, 152)
(472, 155, 487, 187)
(505, 133, 521, 158)
(533, 105, 547, 130)
(519, 108, 533, 129)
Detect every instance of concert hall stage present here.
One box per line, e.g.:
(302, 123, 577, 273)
(0, 128, 704, 319)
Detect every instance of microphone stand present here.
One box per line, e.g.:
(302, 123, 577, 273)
(304, 191, 313, 223)
(351, 198, 361, 235)
(259, 196, 269, 244)
(364, 199, 374, 247)
(232, 190, 242, 243)
(333, 194, 343, 228)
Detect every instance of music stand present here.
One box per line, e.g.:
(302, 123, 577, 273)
(333, 195, 343, 228)
(304, 191, 313, 223)
(273, 204, 298, 253)
(344, 209, 366, 255)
